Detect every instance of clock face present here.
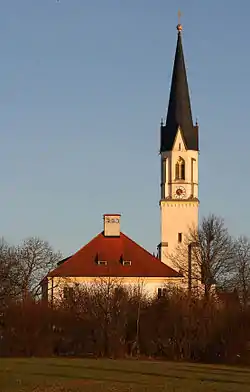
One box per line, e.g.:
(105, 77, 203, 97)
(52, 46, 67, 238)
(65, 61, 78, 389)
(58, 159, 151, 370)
(175, 186, 186, 199)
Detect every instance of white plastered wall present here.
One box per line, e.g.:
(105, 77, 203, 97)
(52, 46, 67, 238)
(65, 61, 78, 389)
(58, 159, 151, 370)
(45, 275, 185, 303)
(160, 200, 199, 268)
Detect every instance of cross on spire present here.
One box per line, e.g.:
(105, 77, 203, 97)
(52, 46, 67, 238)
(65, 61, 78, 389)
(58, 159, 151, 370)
(178, 10, 181, 24)
(177, 10, 183, 32)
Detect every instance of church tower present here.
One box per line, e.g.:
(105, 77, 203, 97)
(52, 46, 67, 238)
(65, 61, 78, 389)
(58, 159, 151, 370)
(159, 23, 199, 268)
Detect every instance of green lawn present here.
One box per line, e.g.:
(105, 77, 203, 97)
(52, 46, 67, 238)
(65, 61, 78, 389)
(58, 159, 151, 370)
(1, 358, 250, 392)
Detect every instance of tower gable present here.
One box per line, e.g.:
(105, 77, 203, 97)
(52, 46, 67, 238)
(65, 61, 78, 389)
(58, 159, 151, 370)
(172, 127, 187, 152)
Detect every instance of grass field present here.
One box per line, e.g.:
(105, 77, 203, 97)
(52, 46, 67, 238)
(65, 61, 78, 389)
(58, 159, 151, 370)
(1, 358, 250, 392)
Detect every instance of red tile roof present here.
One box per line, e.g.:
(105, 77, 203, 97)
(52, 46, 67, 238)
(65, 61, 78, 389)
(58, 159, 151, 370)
(48, 232, 181, 278)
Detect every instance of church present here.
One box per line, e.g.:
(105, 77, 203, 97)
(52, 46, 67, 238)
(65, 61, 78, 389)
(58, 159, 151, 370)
(41, 22, 199, 302)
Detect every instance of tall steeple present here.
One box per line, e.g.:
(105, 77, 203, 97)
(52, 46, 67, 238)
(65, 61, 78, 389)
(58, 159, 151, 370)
(158, 20, 199, 270)
(161, 23, 198, 152)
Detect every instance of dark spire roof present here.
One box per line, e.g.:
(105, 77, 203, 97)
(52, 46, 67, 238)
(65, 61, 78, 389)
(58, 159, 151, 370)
(161, 27, 198, 152)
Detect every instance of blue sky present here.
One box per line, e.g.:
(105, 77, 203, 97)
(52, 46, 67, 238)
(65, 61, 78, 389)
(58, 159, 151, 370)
(0, 0, 249, 256)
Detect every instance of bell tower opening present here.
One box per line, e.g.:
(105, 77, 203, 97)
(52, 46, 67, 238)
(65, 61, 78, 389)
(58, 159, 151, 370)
(175, 157, 185, 180)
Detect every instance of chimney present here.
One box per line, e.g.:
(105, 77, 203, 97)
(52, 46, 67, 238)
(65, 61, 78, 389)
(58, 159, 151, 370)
(103, 214, 121, 237)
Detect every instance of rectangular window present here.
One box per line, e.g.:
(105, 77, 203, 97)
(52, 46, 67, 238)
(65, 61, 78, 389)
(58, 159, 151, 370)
(179, 143, 181, 150)
(162, 288, 167, 296)
(122, 260, 132, 266)
(157, 288, 167, 299)
(178, 233, 182, 243)
(97, 260, 108, 265)
(63, 287, 74, 300)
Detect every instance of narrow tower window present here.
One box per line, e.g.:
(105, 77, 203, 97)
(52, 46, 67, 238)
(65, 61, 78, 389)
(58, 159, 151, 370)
(175, 162, 179, 180)
(178, 233, 182, 243)
(180, 161, 185, 180)
(175, 157, 185, 180)
(179, 143, 181, 151)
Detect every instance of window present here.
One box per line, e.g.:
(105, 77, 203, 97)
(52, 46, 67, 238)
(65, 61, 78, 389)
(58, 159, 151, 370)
(180, 163, 185, 180)
(114, 287, 126, 298)
(97, 260, 108, 265)
(178, 233, 182, 243)
(175, 162, 179, 180)
(175, 157, 185, 180)
(179, 143, 181, 151)
(157, 288, 167, 299)
(122, 260, 132, 266)
(63, 287, 74, 301)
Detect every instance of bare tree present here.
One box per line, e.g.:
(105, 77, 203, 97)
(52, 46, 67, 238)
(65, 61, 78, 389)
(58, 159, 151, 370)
(84, 277, 128, 357)
(227, 236, 250, 307)
(16, 237, 62, 298)
(0, 238, 21, 303)
(169, 214, 235, 298)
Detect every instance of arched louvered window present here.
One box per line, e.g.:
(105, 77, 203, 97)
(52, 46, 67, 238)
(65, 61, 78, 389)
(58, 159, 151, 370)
(175, 157, 185, 180)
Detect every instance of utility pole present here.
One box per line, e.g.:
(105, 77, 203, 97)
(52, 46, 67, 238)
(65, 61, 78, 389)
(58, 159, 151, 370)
(188, 243, 192, 295)
(188, 242, 198, 295)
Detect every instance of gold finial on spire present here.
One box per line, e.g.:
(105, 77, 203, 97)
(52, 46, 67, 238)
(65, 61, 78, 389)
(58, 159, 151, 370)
(177, 10, 183, 32)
